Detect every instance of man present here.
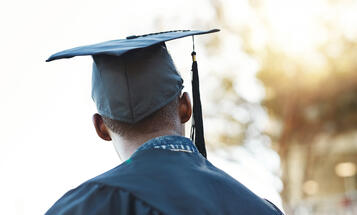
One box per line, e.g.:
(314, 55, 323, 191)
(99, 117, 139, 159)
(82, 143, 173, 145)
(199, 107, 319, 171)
(45, 30, 284, 214)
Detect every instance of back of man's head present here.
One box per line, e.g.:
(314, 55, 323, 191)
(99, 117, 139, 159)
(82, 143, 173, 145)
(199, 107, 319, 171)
(102, 95, 180, 138)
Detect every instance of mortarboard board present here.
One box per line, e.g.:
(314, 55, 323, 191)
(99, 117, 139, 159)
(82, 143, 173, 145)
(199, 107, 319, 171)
(46, 29, 220, 158)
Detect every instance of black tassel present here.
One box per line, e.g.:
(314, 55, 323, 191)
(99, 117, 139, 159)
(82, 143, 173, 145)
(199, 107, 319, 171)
(191, 50, 207, 158)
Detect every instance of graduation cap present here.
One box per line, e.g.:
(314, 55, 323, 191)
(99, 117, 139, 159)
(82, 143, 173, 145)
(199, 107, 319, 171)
(46, 29, 220, 158)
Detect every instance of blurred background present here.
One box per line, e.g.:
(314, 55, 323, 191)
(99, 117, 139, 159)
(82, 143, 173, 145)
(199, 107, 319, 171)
(1, 0, 357, 214)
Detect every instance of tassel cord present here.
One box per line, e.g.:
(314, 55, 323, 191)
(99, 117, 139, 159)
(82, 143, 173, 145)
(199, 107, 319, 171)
(191, 50, 207, 158)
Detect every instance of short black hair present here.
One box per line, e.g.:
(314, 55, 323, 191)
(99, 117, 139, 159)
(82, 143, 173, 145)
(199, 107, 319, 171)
(102, 95, 179, 137)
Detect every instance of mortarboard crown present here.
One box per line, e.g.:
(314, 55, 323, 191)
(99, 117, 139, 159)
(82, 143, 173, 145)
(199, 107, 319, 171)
(46, 29, 220, 158)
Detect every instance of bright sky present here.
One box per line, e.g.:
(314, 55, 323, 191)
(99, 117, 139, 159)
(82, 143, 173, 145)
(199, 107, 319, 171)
(0, 0, 286, 214)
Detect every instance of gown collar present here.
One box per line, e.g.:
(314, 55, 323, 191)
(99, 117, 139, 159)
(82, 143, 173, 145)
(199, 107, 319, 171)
(134, 135, 199, 155)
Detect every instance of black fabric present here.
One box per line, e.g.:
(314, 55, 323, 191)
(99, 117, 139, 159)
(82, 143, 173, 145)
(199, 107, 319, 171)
(46, 149, 284, 215)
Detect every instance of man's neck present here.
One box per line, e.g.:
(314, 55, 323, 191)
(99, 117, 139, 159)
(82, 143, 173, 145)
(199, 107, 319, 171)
(110, 129, 182, 161)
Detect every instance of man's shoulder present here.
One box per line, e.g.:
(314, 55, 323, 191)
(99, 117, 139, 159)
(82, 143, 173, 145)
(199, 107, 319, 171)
(93, 149, 284, 215)
(46, 150, 284, 215)
(45, 178, 162, 215)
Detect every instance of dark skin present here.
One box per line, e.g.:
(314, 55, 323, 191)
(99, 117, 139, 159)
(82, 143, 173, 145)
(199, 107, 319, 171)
(92, 92, 192, 160)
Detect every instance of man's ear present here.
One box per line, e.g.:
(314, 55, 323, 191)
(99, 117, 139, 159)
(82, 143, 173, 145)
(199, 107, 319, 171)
(92, 113, 112, 141)
(179, 92, 192, 123)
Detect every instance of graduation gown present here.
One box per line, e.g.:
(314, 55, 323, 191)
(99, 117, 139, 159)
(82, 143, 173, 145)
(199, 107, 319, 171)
(45, 136, 284, 215)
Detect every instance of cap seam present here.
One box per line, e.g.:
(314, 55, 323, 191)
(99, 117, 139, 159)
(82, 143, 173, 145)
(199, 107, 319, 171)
(123, 63, 135, 121)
